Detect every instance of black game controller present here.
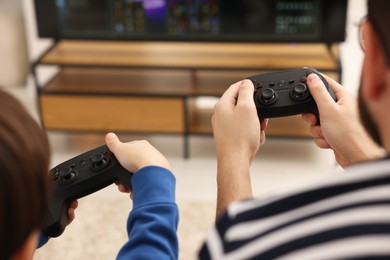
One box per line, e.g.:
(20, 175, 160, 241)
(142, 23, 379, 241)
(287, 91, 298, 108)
(248, 68, 336, 121)
(43, 145, 133, 238)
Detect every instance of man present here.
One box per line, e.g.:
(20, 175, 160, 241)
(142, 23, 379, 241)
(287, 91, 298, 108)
(199, 0, 390, 258)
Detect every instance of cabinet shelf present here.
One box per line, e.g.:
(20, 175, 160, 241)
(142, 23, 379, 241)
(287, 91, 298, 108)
(33, 40, 341, 157)
(41, 67, 247, 96)
(38, 41, 339, 70)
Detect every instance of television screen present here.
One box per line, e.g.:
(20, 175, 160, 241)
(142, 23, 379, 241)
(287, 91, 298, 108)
(34, 0, 348, 43)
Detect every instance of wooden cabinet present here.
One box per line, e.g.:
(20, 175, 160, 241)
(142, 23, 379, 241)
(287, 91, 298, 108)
(33, 40, 341, 157)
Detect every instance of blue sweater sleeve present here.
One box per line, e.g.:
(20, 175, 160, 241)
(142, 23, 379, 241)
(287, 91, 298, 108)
(117, 166, 179, 260)
(37, 233, 49, 248)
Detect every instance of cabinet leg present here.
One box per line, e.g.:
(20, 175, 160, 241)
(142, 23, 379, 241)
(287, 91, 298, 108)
(183, 134, 189, 159)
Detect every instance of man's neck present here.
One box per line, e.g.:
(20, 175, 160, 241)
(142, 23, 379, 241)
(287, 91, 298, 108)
(380, 72, 390, 153)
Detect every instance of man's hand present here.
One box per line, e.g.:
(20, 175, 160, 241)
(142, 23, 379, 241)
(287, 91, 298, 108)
(302, 73, 384, 167)
(212, 80, 267, 165)
(212, 80, 268, 218)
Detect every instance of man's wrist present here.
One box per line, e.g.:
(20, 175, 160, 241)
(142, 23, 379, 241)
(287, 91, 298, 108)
(347, 130, 385, 165)
(351, 143, 385, 165)
(216, 158, 253, 218)
(216, 148, 253, 169)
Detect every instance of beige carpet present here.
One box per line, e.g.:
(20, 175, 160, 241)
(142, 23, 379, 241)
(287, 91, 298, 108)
(33, 193, 215, 260)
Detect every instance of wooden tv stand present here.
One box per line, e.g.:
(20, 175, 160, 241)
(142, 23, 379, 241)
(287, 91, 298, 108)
(32, 40, 340, 158)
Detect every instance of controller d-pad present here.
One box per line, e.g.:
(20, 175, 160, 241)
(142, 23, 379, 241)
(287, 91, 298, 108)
(59, 167, 77, 184)
(259, 88, 278, 105)
(90, 153, 110, 171)
(290, 83, 309, 101)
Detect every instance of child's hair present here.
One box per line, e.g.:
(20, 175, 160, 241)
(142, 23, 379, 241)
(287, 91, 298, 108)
(0, 89, 51, 259)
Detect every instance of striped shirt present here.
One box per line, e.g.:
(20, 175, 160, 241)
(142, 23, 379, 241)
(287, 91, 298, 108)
(199, 156, 390, 259)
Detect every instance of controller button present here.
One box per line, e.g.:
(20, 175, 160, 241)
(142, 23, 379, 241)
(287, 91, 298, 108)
(52, 170, 60, 181)
(79, 159, 87, 167)
(294, 83, 307, 94)
(260, 88, 278, 105)
(59, 167, 77, 183)
(289, 79, 295, 84)
(262, 88, 275, 100)
(291, 83, 309, 101)
(90, 153, 109, 170)
(255, 82, 263, 89)
(269, 82, 275, 87)
(300, 76, 307, 83)
(278, 80, 286, 87)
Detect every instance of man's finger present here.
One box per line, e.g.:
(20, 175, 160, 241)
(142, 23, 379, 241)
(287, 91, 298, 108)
(320, 73, 345, 98)
(314, 138, 332, 149)
(302, 113, 318, 125)
(236, 79, 255, 107)
(307, 73, 337, 112)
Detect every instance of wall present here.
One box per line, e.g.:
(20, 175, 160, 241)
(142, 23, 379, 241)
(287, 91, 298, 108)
(0, 0, 30, 87)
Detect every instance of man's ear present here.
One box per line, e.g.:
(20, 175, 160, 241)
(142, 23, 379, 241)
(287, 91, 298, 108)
(362, 21, 387, 101)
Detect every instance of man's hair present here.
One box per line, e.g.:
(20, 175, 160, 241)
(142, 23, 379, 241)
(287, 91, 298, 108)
(368, 0, 390, 66)
(0, 89, 51, 259)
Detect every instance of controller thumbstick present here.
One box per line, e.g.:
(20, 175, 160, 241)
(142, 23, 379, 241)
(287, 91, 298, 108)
(291, 83, 309, 101)
(59, 167, 76, 183)
(260, 88, 277, 105)
(90, 153, 109, 170)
